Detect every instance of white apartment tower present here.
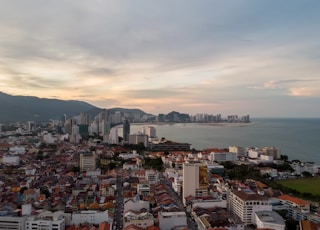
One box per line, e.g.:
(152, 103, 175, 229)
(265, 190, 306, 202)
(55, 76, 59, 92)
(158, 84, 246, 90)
(143, 126, 156, 138)
(183, 162, 208, 205)
(108, 127, 119, 144)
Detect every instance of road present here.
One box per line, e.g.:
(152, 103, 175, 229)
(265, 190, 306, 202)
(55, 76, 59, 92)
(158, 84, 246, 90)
(113, 169, 124, 230)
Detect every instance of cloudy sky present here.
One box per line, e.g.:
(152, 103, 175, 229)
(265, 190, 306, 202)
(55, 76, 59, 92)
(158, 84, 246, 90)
(0, 1, 320, 118)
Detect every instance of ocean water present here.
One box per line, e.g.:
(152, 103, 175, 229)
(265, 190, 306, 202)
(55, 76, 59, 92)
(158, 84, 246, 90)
(128, 118, 320, 163)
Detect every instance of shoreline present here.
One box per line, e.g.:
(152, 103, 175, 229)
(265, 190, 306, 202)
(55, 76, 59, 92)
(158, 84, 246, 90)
(130, 121, 256, 127)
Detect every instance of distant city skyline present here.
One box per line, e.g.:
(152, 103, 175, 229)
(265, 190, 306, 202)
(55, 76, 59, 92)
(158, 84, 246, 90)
(1, 1, 320, 118)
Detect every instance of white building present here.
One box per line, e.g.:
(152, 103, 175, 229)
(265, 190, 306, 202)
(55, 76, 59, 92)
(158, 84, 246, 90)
(228, 188, 272, 225)
(0, 216, 26, 230)
(172, 174, 183, 196)
(278, 194, 310, 221)
(137, 184, 150, 197)
(145, 169, 159, 184)
(124, 198, 150, 213)
(70, 125, 81, 143)
(261, 147, 281, 159)
(229, 146, 246, 157)
(209, 151, 237, 162)
(159, 212, 187, 230)
(129, 133, 149, 148)
(290, 162, 319, 175)
(108, 127, 118, 144)
(71, 210, 112, 225)
(43, 133, 56, 144)
(9, 146, 26, 155)
(258, 167, 278, 178)
(183, 162, 208, 205)
(254, 211, 285, 230)
(191, 197, 227, 209)
(123, 211, 154, 229)
(248, 149, 261, 159)
(143, 126, 156, 139)
(25, 211, 65, 230)
(2, 155, 19, 166)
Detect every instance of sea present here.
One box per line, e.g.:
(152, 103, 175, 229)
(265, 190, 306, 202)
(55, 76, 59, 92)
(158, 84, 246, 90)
(124, 118, 320, 164)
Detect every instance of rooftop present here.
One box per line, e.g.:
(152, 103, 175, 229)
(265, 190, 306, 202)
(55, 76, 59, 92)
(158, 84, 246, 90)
(255, 211, 285, 225)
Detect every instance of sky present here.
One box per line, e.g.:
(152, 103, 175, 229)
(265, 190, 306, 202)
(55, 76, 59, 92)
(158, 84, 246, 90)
(0, 1, 320, 118)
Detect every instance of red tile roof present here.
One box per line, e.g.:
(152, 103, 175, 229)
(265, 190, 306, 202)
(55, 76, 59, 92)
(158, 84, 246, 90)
(278, 194, 309, 205)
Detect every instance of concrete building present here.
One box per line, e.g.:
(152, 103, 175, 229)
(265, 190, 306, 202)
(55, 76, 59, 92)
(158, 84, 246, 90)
(2, 155, 19, 166)
(137, 184, 150, 197)
(261, 146, 281, 159)
(129, 133, 148, 147)
(158, 212, 187, 230)
(209, 151, 237, 162)
(123, 119, 130, 144)
(124, 198, 150, 213)
(229, 146, 246, 157)
(183, 162, 208, 205)
(290, 162, 319, 176)
(228, 188, 272, 225)
(25, 211, 66, 230)
(0, 216, 26, 230)
(278, 194, 310, 221)
(254, 211, 285, 230)
(108, 127, 118, 144)
(149, 140, 191, 151)
(79, 152, 96, 171)
(71, 210, 112, 226)
(123, 211, 154, 229)
(71, 125, 81, 143)
(143, 126, 156, 138)
(145, 169, 159, 184)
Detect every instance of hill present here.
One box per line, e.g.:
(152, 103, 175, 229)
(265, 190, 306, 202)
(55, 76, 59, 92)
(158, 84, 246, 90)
(0, 92, 98, 122)
(0, 92, 155, 123)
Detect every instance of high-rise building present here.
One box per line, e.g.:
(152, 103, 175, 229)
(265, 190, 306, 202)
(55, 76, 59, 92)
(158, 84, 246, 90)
(123, 119, 130, 143)
(108, 127, 118, 144)
(71, 125, 80, 143)
(129, 133, 149, 147)
(182, 162, 208, 205)
(143, 126, 156, 138)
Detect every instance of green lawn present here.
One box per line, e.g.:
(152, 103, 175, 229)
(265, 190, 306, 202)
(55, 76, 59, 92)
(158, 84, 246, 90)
(277, 177, 320, 196)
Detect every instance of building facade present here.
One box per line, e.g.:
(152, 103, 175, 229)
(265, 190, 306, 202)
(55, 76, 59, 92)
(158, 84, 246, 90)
(183, 162, 208, 205)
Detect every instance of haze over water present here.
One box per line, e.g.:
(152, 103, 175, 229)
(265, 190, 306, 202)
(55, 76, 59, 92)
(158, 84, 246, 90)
(129, 118, 320, 163)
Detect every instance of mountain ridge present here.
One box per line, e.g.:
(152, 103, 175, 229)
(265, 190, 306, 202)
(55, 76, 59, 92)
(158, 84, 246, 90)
(0, 92, 188, 123)
(0, 92, 99, 122)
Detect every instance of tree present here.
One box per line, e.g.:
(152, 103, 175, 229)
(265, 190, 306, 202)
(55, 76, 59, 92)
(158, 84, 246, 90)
(72, 166, 80, 173)
(280, 154, 288, 161)
(40, 187, 51, 198)
(20, 187, 28, 194)
(302, 171, 312, 177)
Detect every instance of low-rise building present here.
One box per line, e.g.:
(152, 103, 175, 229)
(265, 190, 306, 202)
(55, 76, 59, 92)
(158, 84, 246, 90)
(158, 211, 187, 230)
(254, 211, 285, 230)
(25, 211, 66, 230)
(228, 188, 272, 225)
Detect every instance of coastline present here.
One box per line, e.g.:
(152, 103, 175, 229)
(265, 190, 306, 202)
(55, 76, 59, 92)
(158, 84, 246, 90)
(131, 121, 256, 127)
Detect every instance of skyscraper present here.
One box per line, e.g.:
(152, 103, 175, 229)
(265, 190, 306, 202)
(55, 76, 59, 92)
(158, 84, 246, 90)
(123, 119, 130, 144)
